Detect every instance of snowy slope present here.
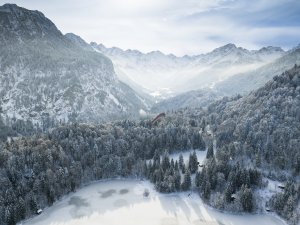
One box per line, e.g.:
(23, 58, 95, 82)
(151, 89, 223, 112)
(215, 48, 300, 95)
(0, 4, 149, 124)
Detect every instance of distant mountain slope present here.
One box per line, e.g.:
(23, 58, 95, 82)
(151, 47, 300, 112)
(151, 89, 222, 112)
(0, 4, 148, 124)
(215, 48, 300, 95)
(91, 42, 285, 98)
(204, 65, 300, 224)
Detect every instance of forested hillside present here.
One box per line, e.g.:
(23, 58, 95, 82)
(0, 119, 205, 225)
(153, 65, 300, 224)
(196, 65, 300, 223)
(209, 65, 300, 173)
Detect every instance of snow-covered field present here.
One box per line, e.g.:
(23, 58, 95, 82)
(19, 179, 286, 225)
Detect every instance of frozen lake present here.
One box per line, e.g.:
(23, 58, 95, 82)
(20, 179, 286, 225)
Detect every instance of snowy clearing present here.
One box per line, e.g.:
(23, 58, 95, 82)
(19, 179, 286, 225)
(169, 149, 207, 165)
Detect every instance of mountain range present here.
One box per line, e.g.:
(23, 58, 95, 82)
(1, 3, 300, 124)
(90, 38, 300, 113)
(91, 41, 287, 99)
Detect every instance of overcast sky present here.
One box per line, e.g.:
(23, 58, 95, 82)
(2, 0, 300, 55)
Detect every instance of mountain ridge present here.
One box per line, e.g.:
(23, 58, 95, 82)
(0, 4, 149, 125)
(91, 40, 287, 98)
(90, 41, 287, 59)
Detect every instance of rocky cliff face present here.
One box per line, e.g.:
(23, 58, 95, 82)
(0, 4, 148, 124)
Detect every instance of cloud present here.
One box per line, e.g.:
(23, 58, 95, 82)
(1, 0, 300, 55)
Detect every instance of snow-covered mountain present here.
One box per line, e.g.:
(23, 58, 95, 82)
(152, 48, 300, 112)
(0, 4, 149, 124)
(91, 42, 285, 99)
(215, 47, 300, 95)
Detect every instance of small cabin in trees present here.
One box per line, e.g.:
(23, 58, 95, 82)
(151, 113, 166, 124)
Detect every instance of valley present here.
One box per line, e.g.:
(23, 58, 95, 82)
(0, 3, 299, 225)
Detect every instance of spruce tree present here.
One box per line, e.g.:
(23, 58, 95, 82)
(174, 171, 181, 191)
(162, 153, 170, 172)
(189, 151, 198, 173)
(179, 154, 184, 170)
(181, 169, 192, 191)
(203, 180, 211, 200)
(195, 171, 202, 187)
(239, 185, 253, 212)
(206, 143, 214, 159)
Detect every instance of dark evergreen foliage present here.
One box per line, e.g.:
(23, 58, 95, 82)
(0, 118, 205, 225)
(188, 151, 198, 174)
(269, 181, 300, 223)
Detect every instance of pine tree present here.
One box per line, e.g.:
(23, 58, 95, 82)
(5, 205, 15, 225)
(206, 143, 214, 159)
(189, 151, 198, 173)
(170, 159, 175, 170)
(153, 149, 160, 166)
(181, 169, 191, 191)
(239, 185, 253, 212)
(225, 182, 234, 202)
(195, 171, 202, 187)
(15, 197, 26, 221)
(203, 180, 211, 200)
(162, 153, 170, 172)
(182, 164, 186, 174)
(179, 154, 184, 170)
(175, 160, 179, 171)
(174, 171, 181, 191)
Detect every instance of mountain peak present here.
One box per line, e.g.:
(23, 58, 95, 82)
(223, 43, 237, 48)
(207, 43, 252, 58)
(258, 46, 284, 53)
(147, 50, 164, 57)
(0, 3, 62, 44)
(65, 33, 92, 50)
(1, 3, 20, 11)
(0, 3, 45, 18)
(212, 43, 239, 54)
(1, 3, 17, 8)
